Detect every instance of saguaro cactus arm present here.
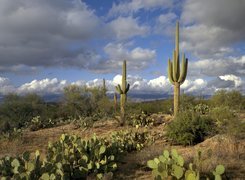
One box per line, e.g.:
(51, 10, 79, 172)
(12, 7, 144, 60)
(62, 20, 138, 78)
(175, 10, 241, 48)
(168, 59, 174, 85)
(178, 55, 188, 84)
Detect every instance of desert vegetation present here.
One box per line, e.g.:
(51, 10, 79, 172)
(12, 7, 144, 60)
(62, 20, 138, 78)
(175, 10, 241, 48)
(0, 22, 244, 180)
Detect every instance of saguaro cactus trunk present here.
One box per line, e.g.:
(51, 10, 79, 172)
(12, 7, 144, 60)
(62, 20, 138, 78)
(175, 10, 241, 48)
(167, 22, 188, 117)
(115, 60, 130, 126)
(102, 78, 106, 96)
(113, 92, 117, 113)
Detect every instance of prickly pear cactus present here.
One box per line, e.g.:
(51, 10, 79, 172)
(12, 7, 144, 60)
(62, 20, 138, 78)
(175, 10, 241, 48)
(147, 149, 184, 179)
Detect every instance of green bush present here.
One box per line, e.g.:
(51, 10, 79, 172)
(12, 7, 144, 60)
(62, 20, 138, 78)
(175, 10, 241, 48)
(209, 106, 234, 128)
(179, 94, 197, 111)
(0, 120, 11, 134)
(209, 106, 244, 138)
(127, 99, 173, 115)
(166, 111, 216, 145)
(210, 90, 244, 110)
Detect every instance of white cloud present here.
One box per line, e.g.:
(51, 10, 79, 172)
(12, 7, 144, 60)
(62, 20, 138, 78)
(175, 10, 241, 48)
(90, 42, 156, 73)
(0, 0, 105, 72)
(182, 79, 207, 94)
(219, 74, 243, 88)
(154, 12, 177, 35)
(0, 75, 243, 97)
(108, 16, 149, 40)
(0, 77, 15, 95)
(108, 0, 172, 17)
(18, 78, 68, 95)
(181, 0, 245, 58)
(189, 56, 245, 77)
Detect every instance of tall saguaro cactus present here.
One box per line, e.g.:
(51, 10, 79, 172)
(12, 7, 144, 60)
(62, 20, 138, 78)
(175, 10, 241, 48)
(102, 78, 106, 96)
(168, 22, 188, 117)
(115, 60, 130, 126)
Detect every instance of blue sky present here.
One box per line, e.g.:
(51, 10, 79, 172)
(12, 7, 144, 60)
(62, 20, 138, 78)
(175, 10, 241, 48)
(0, 0, 244, 96)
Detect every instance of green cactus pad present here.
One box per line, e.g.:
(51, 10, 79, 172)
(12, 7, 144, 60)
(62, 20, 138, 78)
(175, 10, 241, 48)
(171, 149, 178, 158)
(215, 165, 225, 174)
(99, 145, 106, 155)
(147, 160, 158, 169)
(163, 150, 169, 158)
(173, 164, 183, 179)
(27, 162, 35, 172)
(11, 159, 20, 167)
(177, 156, 184, 166)
(41, 173, 50, 180)
(186, 172, 197, 180)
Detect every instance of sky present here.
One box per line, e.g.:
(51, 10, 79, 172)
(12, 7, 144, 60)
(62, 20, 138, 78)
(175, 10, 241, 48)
(0, 0, 244, 97)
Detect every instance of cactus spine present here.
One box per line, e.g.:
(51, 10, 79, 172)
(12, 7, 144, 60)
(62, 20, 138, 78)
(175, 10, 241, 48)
(114, 92, 117, 113)
(168, 22, 188, 117)
(115, 60, 130, 126)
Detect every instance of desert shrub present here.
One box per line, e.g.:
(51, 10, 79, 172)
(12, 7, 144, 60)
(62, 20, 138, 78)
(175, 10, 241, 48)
(62, 85, 113, 119)
(0, 120, 11, 134)
(209, 106, 244, 138)
(0, 93, 46, 128)
(62, 85, 92, 118)
(179, 94, 197, 111)
(209, 106, 235, 128)
(127, 99, 173, 115)
(210, 90, 244, 110)
(166, 111, 216, 145)
(147, 149, 225, 180)
(96, 97, 114, 117)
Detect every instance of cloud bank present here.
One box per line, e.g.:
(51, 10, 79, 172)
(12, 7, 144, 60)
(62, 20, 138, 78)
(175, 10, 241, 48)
(0, 74, 243, 96)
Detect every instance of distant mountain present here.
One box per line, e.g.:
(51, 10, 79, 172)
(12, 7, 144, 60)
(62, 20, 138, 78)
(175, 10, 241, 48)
(0, 93, 211, 103)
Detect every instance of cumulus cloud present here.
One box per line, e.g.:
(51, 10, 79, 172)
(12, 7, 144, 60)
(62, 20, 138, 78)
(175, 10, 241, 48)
(108, 16, 149, 40)
(189, 56, 245, 77)
(0, 0, 160, 74)
(0, 0, 106, 73)
(154, 12, 177, 36)
(108, 0, 172, 17)
(181, 0, 245, 58)
(207, 74, 244, 93)
(219, 74, 243, 88)
(18, 78, 68, 95)
(182, 79, 208, 94)
(0, 75, 243, 97)
(90, 42, 156, 73)
(0, 77, 15, 95)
